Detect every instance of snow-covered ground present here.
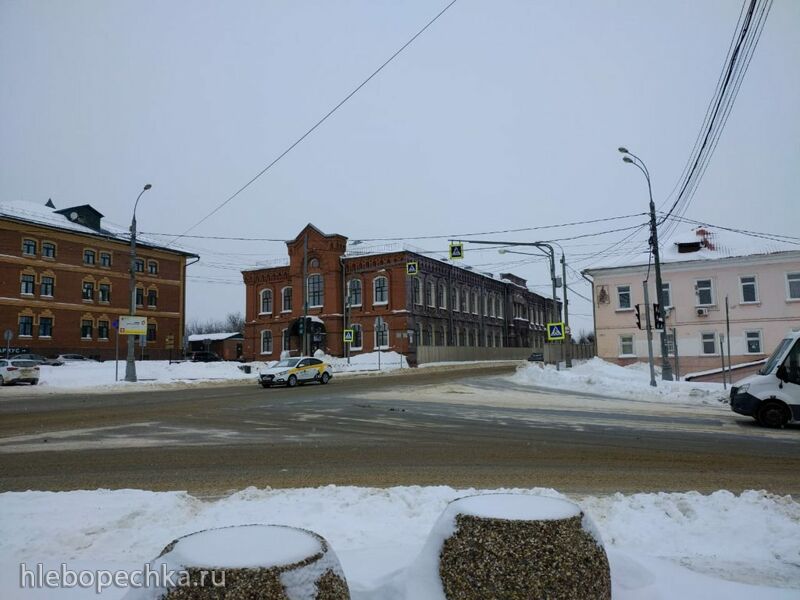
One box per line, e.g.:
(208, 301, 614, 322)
(511, 358, 728, 405)
(0, 486, 797, 599)
(0, 351, 410, 394)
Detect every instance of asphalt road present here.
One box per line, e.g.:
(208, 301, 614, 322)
(1, 364, 798, 496)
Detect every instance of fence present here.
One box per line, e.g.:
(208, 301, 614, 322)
(416, 343, 595, 365)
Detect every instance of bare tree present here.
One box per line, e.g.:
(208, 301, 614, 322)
(578, 329, 596, 344)
(185, 312, 244, 337)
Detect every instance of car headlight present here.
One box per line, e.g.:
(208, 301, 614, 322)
(737, 384, 749, 394)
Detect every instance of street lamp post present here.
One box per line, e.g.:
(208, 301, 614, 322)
(619, 147, 673, 381)
(125, 184, 152, 383)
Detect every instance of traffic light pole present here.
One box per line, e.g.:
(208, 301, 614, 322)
(642, 283, 657, 387)
(302, 233, 308, 356)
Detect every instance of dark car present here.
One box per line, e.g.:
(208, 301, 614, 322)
(13, 353, 64, 366)
(188, 351, 222, 362)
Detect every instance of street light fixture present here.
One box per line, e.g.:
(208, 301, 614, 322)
(619, 147, 673, 381)
(125, 183, 152, 383)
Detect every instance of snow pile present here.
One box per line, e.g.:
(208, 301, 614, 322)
(313, 350, 409, 374)
(511, 358, 727, 405)
(1, 486, 798, 599)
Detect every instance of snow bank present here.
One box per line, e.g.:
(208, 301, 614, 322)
(1, 486, 798, 599)
(313, 350, 409, 374)
(511, 357, 727, 405)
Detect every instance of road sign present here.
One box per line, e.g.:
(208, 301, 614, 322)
(449, 242, 464, 260)
(3, 329, 12, 342)
(119, 315, 147, 335)
(112, 319, 119, 329)
(406, 261, 419, 276)
(343, 329, 354, 343)
(547, 322, 565, 341)
(165, 334, 175, 350)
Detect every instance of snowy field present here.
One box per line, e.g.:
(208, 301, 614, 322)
(0, 486, 797, 599)
(511, 358, 728, 406)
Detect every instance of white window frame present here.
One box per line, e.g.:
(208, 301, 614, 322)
(350, 324, 363, 351)
(259, 288, 273, 315)
(786, 272, 800, 301)
(373, 276, 388, 306)
(472, 291, 479, 315)
(453, 287, 460, 312)
(701, 332, 717, 355)
(281, 287, 292, 313)
(260, 330, 273, 355)
(412, 278, 421, 305)
(374, 317, 389, 349)
(426, 280, 435, 308)
(616, 285, 632, 311)
(619, 334, 635, 357)
(307, 274, 323, 308)
(695, 278, 715, 307)
(739, 275, 759, 304)
(348, 279, 362, 308)
(744, 330, 763, 355)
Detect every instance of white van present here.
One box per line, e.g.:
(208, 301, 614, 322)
(730, 330, 800, 428)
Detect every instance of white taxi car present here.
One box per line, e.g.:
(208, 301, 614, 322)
(0, 358, 41, 386)
(259, 357, 333, 388)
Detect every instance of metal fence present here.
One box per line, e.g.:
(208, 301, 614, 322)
(416, 343, 595, 365)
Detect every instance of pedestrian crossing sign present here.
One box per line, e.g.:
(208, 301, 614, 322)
(547, 322, 565, 341)
(449, 242, 464, 260)
(406, 261, 419, 275)
(343, 329, 354, 343)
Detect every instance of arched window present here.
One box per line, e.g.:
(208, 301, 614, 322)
(282, 287, 292, 312)
(438, 283, 447, 309)
(348, 279, 362, 307)
(260, 289, 273, 314)
(453, 287, 460, 312)
(350, 324, 363, 350)
(472, 291, 479, 315)
(282, 328, 290, 351)
(260, 330, 273, 355)
(440, 325, 447, 347)
(489, 294, 496, 317)
(415, 323, 422, 346)
(412, 278, 421, 305)
(497, 297, 504, 319)
(461, 288, 468, 313)
(426, 280, 435, 307)
(373, 276, 388, 305)
(483, 292, 488, 316)
(422, 324, 432, 346)
(375, 317, 389, 349)
(307, 275, 323, 307)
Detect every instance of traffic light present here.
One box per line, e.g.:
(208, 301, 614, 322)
(635, 304, 642, 330)
(653, 303, 664, 330)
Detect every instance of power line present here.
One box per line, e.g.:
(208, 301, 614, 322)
(659, 214, 800, 246)
(165, 0, 461, 247)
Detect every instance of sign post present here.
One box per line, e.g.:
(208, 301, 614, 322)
(3, 329, 12, 360)
(112, 319, 119, 381)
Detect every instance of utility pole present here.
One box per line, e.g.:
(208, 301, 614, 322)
(620, 147, 673, 380)
(561, 252, 571, 367)
(642, 282, 657, 387)
(725, 295, 731, 383)
(125, 184, 151, 382)
(302, 233, 308, 356)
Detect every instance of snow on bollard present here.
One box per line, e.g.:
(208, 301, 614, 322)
(406, 493, 610, 600)
(123, 524, 349, 600)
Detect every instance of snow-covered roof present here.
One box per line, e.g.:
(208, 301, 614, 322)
(584, 227, 799, 274)
(187, 332, 243, 342)
(0, 198, 198, 257)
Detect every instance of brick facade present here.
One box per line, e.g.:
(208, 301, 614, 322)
(242, 224, 560, 364)
(0, 203, 196, 360)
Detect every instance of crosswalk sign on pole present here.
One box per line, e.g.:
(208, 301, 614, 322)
(406, 261, 419, 275)
(547, 322, 565, 341)
(449, 242, 464, 260)
(343, 329, 354, 343)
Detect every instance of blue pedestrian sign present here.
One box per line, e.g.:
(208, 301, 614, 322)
(343, 329, 354, 343)
(449, 242, 464, 260)
(547, 322, 565, 341)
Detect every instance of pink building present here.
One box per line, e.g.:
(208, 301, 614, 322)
(584, 228, 800, 378)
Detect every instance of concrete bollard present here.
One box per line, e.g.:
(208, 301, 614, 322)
(124, 524, 349, 600)
(408, 493, 611, 600)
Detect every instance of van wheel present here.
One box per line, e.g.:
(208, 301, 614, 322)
(757, 401, 789, 428)
(320, 372, 330, 385)
(31, 379, 38, 386)
(287, 375, 298, 388)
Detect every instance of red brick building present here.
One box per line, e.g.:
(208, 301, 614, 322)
(0, 199, 197, 360)
(242, 224, 560, 364)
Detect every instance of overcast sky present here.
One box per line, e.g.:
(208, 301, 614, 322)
(2, 0, 798, 334)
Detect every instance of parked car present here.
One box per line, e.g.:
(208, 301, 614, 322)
(12, 353, 64, 366)
(54, 354, 99, 363)
(258, 357, 332, 388)
(0, 359, 40, 385)
(188, 351, 222, 362)
(730, 330, 800, 428)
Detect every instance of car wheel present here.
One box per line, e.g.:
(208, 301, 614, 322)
(0, 375, 4, 386)
(320, 372, 330, 385)
(260, 382, 271, 389)
(757, 401, 789, 429)
(287, 375, 298, 388)
(31, 379, 38, 386)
